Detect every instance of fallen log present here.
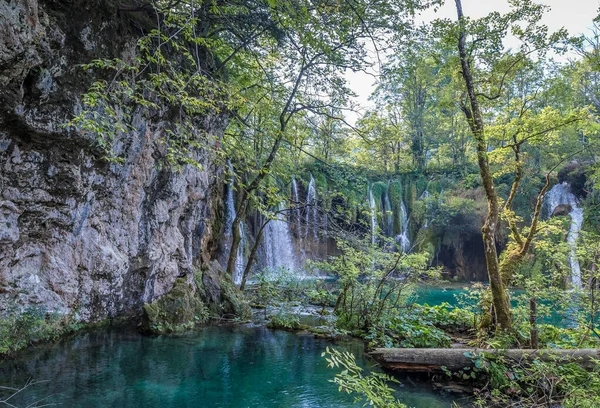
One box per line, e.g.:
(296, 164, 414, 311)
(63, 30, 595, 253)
(369, 348, 600, 373)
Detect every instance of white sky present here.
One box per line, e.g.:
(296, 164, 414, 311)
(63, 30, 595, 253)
(345, 0, 600, 124)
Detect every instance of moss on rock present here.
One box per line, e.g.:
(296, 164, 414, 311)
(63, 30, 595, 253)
(195, 261, 251, 320)
(141, 277, 209, 334)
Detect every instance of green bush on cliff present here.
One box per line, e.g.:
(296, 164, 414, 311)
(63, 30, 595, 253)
(0, 307, 82, 355)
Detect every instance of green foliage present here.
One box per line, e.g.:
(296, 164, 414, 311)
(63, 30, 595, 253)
(453, 283, 489, 332)
(366, 304, 453, 348)
(0, 307, 83, 355)
(142, 277, 209, 334)
(311, 236, 436, 332)
(251, 267, 307, 317)
(69, 6, 237, 167)
(267, 311, 302, 330)
(471, 353, 600, 407)
(323, 347, 407, 408)
(307, 286, 336, 315)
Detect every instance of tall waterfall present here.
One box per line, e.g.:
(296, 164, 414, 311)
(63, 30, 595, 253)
(292, 177, 302, 240)
(396, 199, 410, 253)
(225, 160, 236, 236)
(224, 160, 246, 285)
(369, 185, 377, 245)
(306, 175, 318, 239)
(263, 203, 296, 271)
(233, 222, 247, 285)
(546, 182, 583, 289)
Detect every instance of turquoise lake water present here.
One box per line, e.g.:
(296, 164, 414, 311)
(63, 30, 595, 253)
(0, 325, 465, 408)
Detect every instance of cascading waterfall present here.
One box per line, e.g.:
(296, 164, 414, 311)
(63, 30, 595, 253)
(233, 222, 247, 285)
(292, 177, 302, 240)
(306, 175, 318, 239)
(396, 199, 410, 252)
(369, 185, 377, 246)
(421, 189, 431, 228)
(545, 182, 583, 289)
(225, 160, 236, 236)
(224, 160, 246, 285)
(263, 203, 296, 271)
(223, 161, 246, 284)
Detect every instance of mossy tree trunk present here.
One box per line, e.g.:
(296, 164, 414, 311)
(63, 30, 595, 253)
(239, 219, 270, 291)
(454, 0, 578, 332)
(455, 0, 512, 331)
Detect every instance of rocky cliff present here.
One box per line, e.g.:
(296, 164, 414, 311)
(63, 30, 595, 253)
(0, 0, 231, 322)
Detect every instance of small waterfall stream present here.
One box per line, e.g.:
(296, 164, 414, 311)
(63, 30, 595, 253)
(546, 182, 583, 289)
(292, 177, 302, 240)
(396, 198, 410, 252)
(421, 190, 431, 229)
(225, 161, 246, 285)
(306, 175, 318, 239)
(225, 160, 236, 236)
(233, 223, 247, 285)
(369, 185, 377, 246)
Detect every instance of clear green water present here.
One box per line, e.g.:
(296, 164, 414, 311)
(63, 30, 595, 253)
(412, 285, 468, 306)
(413, 285, 571, 327)
(0, 325, 462, 407)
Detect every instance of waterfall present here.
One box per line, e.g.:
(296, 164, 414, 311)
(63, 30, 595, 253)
(396, 198, 410, 253)
(421, 189, 431, 228)
(224, 160, 246, 285)
(263, 203, 296, 271)
(233, 223, 246, 285)
(384, 182, 394, 237)
(292, 177, 302, 240)
(369, 185, 377, 245)
(306, 175, 318, 239)
(225, 160, 236, 236)
(545, 182, 583, 289)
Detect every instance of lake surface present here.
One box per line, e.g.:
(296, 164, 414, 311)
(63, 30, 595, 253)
(0, 325, 464, 408)
(412, 284, 468, 306)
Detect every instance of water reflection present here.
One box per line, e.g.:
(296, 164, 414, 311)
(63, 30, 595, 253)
(0, 325, 459, 407)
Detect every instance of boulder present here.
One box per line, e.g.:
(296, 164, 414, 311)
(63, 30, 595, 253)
(551, 203, 572, 217)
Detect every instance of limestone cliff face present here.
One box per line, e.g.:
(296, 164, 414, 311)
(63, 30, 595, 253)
(0, 0, 226, 321)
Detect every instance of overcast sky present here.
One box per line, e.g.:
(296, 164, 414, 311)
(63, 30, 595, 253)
(345, 0, 600, 123)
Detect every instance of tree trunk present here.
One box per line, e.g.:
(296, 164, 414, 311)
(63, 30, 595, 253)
(455, 0, 512, 331)
(226, 133, 284, 277)
(240, 219, 269, 291)
(370, 348, 600, 373)
(530, 297, 538, 349)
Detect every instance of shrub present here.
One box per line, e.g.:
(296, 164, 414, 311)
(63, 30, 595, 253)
(0, 306, 81, 355)
(323, 347, 407, 408)
(470, 352, 600, 407)
(267, 311, 301, 330)
(366, 305, 452, 348)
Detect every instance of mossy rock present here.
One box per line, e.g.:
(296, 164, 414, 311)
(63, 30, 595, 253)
(141, 277, 209, 334)
(388, 181, 404, 235)
(195, 261, 251, 320)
